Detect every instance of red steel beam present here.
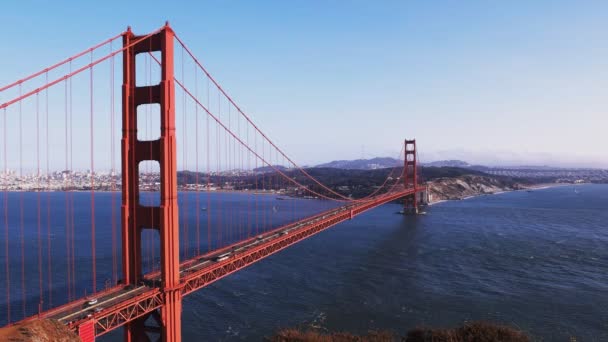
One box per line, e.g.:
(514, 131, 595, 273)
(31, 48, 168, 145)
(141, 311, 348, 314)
(92, 289, 164, 337)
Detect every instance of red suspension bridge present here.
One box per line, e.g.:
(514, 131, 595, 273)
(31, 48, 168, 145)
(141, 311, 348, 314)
(0, 23, 425, 341)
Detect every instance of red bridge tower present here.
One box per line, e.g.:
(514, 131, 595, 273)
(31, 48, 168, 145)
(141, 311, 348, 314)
(403, 139, 419, 214)
(121, 23, 182, 342)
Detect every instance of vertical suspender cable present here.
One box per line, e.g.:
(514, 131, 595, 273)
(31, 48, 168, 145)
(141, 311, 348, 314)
(64, 77, 71, 302)
(254, 131, 258, 236)
(206, 77, 211, 252)
(217, 91, 221, 247)
(247, 120, 251, 239)
(222, 98, 227, 243)
(261, 138, 265, 233)
(36, 92, 43, 310)
(3, 107, 10, 323)
(195, 63, 200, 256)
(270, 147, 274, 230)
(224, 104, 234, 244)
(226, 103, 230, 242)
(69, 60, 76, 299)
(19, 84, 25, 317)
(289, 155, 294, 222)
(237, 110, 242, 240)
(110, 42, 118, 284)
(234, 105, 238, 241)
(90, 51, 97, 293)
(45, 72, 52, 308)
(238, 109, 242, 240)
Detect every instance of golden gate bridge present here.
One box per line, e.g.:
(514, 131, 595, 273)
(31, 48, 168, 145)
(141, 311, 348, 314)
(0, 23, 425, 341)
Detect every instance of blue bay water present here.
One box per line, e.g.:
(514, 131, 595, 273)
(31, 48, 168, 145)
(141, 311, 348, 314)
(0, 184, 607, 340)
(179, 184, 608, 341)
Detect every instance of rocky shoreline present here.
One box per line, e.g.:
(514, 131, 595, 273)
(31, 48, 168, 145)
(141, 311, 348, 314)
(425, 174, 562, 203)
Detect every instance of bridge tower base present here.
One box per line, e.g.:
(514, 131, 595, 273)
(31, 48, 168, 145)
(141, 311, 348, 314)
(121, 23, 182, 342)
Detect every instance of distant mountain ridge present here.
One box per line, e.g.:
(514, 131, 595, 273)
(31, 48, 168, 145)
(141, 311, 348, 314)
(313, 157, 601, 171)
(315, 157, 402, 170)
(315, 158, 475, 170)
(253, 165, 288, 172)
(423, 160, 471, 168)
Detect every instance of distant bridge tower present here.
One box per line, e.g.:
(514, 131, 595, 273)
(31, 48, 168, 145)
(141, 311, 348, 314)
(121, 23, 182, 342)
(403, 139, 419, 214)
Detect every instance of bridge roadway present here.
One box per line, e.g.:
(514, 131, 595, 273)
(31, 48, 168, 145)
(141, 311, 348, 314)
(30, 188, 419, 337)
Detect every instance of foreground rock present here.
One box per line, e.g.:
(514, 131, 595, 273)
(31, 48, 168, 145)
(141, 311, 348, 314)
(0, 319, 79, 342)
(269, 321, 529, 342)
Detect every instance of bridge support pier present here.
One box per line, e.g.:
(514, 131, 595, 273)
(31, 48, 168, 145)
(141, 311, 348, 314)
(161, 289, 183, 341)
(78, 321, 95, 342)
(124, 318, 147, 342)
(122, 23, 182, 342)
(402, 201, 419, 214)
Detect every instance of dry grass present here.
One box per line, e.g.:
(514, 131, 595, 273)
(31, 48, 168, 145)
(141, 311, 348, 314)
(269, 329, 396, 342)
(0, 319, 80, 342)
(405, 321, 530, 342)
(268, 322, 529, 342)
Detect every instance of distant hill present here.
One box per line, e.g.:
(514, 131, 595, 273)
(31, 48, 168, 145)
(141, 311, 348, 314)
(314, 157, 480, 170)
(253, 165, 289, 173)
(313, 157, 597, 173)
(423, 159, 471, 168)
(315, 157, 402, 170)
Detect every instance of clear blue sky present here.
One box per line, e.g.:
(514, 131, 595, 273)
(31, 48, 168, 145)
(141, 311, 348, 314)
(1, 0, 607, 169)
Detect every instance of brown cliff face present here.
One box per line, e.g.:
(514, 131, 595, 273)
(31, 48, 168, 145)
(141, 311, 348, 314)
(427, 175, 525, 202)
(0, 319, 79, 342)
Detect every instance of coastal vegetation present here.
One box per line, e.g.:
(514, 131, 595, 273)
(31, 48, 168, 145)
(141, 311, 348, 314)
(269, 321, 530, 342)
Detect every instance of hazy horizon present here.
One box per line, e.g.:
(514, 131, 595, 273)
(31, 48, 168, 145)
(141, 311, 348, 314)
(3, 153, 605, 175)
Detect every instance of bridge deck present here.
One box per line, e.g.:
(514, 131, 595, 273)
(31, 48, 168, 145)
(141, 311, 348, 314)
(23, 188, 420, 337)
